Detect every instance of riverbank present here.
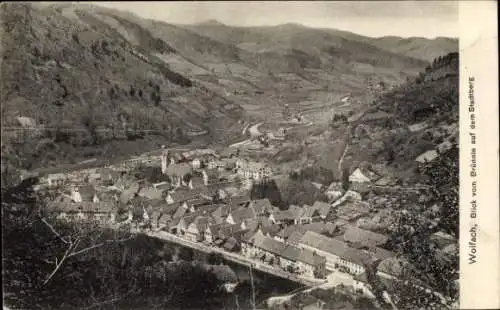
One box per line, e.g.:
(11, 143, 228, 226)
(129, 229, 305, 309)
(137, 229, 325, 287)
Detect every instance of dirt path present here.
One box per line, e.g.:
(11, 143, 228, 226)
(248, 122, 263, 137)
(338, 142, 349, 172)
(241, 123, 250, 135)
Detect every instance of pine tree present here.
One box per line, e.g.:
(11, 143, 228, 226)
(341, 167, 350, 191)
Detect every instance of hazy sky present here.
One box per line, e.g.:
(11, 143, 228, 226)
(90, 1, 458, 38)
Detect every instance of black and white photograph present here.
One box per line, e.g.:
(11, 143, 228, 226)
(1, 1, 496, 309)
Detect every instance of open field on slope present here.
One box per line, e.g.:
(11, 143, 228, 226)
(154, 53, 210, 76)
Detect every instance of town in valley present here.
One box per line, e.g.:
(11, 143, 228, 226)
(1, 2, 460, 310)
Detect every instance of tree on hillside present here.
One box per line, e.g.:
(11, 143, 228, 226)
(341, 167, 350, 191)
(419, 145, 458, 236)
(280, 180, 329, 207)
(387, 206, 458, 307)
(291, 166, 334, 185)
(362, 261, 389, 308)
(207, 252, 225, 265)
(178, 247, 194, 261)
(387, 266, 447, 310)
(129, 85, 136, 97)
(250, 180, 284, 209)
(132, 166, 170, 183)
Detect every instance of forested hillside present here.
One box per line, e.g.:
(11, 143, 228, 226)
(0, 3, 244, 187)
(344, 52, 458, 176)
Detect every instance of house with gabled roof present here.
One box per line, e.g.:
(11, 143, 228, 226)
(241, 230, 286, 264)
(269, 209, 296, 225)
(262, 224, 282, 238)
(173, 204, 220, 236)
(99, 189, 120, 204)
(188, 175, 206, 189)
(185, 216, 215, 242)
(47, 173, 67, 188)
(152, 181, 172, 191)
(248, 198, 275, 216)
(71, 185, 99, 203)
(275, 222, 340, 244)
(46, 198, 116, 224)
(211, 204, 232, 224)
(226, 207, 257, 225)
(287, 230, 307, 245)
(275, 225, 308, 243)
(190, 158, 202, 169)
(415, 150, 439, 164)
(240, 216, 274, 231)
(205, 223, 230, 244)
(138, 186, 164, 201)
(227, 194, 251, 208)
(349, 167, 379, 192)
(430, 231, 456, 250)
(279, 244, 327, 278)
(84, 201, 118, 224)
(241, 217, 280, 240)
(269, 204, 304, 226)
(163, 163, 192, 187)
(205, 223, 244, 244)
(310, 201, 332, 220)
(155, 203, 179, 229)
(171, 202, 189, 220)
(166, 188, 201, 204)
(289, 205, 304, 219)
(300, 204, 321, 224)
(241, 229, 327, 278)
(298, 231, 352, 272)
(97, 168, 121, 186)
(341, 225, 389, 248)
(175, 213, 197, 236)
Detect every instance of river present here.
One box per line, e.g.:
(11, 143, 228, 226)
(149, 235, 303, 309)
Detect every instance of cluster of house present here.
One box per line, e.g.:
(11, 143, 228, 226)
(114, 182, 405, 283)
(156, 197, 318, 278)
(33, 145, 456, 302)
(161, 148, 273, 183)
(152, 192, 425, 284)
(261, 127, 287, 142)
(38, 146, 274, 226)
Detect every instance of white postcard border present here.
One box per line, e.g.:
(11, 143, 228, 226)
(459, 1, 499, 309)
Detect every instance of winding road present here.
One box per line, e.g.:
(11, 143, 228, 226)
(248, 122, 264, 137)
(229, 122, 263, 148)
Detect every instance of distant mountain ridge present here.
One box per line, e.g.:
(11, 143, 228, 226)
(0, 2, 458, 187)
(183, 20, 457, 63)
(367, 36, 458, 62)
